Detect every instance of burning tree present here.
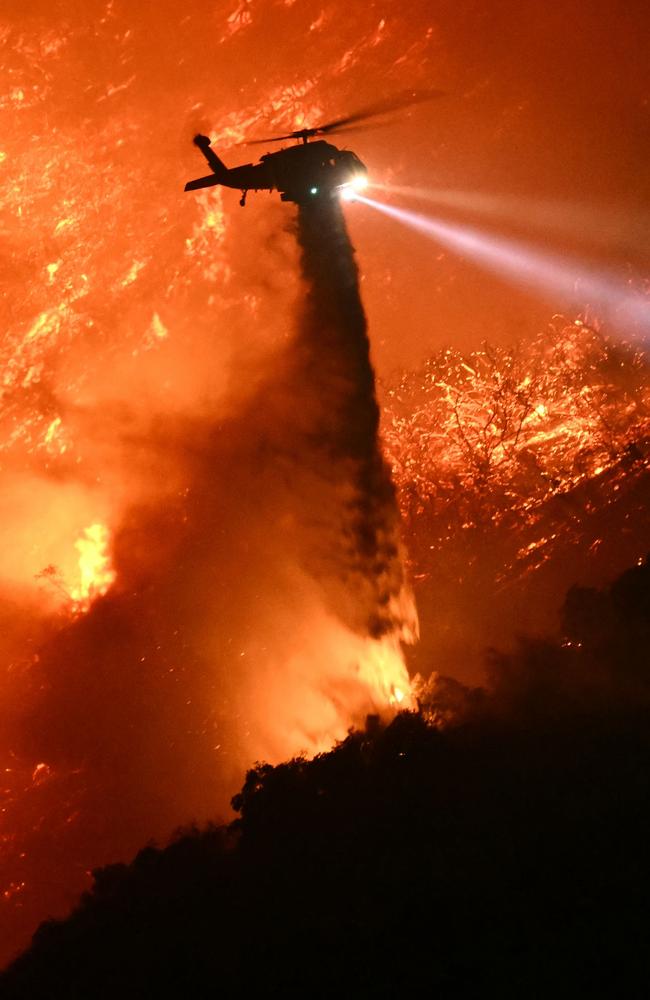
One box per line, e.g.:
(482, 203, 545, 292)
(383, 318, 650, 578)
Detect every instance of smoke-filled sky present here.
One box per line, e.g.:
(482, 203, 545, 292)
(1, 0, 649, 970)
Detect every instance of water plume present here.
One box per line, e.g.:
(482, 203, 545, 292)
(292, 195, 417, 644)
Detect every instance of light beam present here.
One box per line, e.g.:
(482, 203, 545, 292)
(373, 184, 649, 254)
(356, 195, 649, 338)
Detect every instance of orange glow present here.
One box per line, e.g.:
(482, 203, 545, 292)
(0, 0, 646, 977)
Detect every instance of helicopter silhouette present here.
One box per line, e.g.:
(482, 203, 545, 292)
(184, 90, 442, 207)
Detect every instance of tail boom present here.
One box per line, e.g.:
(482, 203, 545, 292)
(184, 173, 222, 192)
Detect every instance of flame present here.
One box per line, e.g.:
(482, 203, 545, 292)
(357, 636, 415, 713)
(68, 523, 116, 610)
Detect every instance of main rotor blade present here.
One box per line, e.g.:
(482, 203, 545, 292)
(313, 120, 401, 139)
(316, 88, 445, 133)
(241, 88, 444, 146)
(243, 132, 302, 146)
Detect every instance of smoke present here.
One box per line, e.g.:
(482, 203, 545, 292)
(0, 194, 415, 965)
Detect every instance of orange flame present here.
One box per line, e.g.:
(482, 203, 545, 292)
(68, 523, 116, 610)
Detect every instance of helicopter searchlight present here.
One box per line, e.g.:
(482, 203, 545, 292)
(339, 174, 370, 201)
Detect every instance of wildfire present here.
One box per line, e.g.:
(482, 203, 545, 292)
(0, 0, 643, 976)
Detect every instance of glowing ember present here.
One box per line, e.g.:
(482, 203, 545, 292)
(383, 318, 650, 581)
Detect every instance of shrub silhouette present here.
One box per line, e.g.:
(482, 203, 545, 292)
(2, 559, 650, 997)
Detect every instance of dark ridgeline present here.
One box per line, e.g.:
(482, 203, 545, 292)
(291, 196, 415, 641)
(3, 557, 650, 997)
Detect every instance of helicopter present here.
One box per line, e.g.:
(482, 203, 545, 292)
(184, 90, 443, 207)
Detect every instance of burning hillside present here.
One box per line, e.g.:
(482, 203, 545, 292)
(383, 318, 650, 678)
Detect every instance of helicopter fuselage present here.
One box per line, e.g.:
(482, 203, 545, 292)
(185, 137, 367, 206)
